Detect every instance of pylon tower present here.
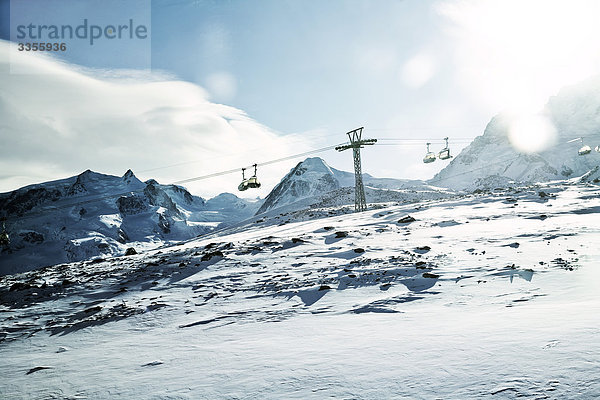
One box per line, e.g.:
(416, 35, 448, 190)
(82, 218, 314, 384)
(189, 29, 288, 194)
(335, 127, 377, 212)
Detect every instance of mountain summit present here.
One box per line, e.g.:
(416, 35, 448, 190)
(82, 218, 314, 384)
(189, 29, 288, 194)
(257, 157, 423, 214)
(257, 158, 341, 214)
(432, 77, 600, 190)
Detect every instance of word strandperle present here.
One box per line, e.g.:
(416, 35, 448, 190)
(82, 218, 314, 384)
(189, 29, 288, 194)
(15, 19, 148, 45)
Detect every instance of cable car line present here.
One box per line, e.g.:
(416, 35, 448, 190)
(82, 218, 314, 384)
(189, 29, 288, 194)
(172, 143, 342, 185)
(377, 137, 474, 141)
(138, 128, 340, 174)
(2, 132, 598, 224)
(0, 143, 345, 222)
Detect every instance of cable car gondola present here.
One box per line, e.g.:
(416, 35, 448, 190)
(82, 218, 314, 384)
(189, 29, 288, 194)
(247, 164, 261, 189)
(423, 142, 436, 163)
(578, 137, 592, 155)
(579, 145, 592, 155)
(569, 137, 592, 155)
(238, 164, 261, 191)
(238, 168, 249, 191)
(438, 137, 452, 160)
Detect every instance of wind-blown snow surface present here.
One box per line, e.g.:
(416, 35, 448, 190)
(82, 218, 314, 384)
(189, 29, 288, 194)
(0, 170, 260, 275)
(432, 77, 600, 190)
(1, 181, 599, 398)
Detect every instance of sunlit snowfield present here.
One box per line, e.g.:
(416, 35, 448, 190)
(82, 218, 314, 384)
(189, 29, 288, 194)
(1, 183, 599, 399)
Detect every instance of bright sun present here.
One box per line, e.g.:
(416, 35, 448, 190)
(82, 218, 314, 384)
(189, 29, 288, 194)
(437, 0, 600, 114)
(507, 114, 557, 153)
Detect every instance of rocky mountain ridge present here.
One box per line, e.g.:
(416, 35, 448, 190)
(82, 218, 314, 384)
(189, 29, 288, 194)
(0, 170, 260, 275)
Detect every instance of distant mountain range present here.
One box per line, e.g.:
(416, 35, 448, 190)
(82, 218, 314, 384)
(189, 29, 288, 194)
(0, 159, 448, 275)
(4, 74, 600, 274)
(0, 170, 260, 274)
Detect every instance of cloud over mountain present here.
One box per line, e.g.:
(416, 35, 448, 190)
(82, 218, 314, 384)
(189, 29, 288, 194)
(0, 40, 307, 198)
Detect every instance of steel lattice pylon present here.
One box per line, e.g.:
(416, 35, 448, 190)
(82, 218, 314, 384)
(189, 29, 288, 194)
(335, 127, 377, 212)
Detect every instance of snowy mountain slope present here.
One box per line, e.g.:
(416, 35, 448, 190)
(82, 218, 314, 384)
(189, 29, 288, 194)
(1, 182, 599, 398)
(257, 157, 426, 214)
(0, 158, 434, 275)
(0, 170, 261, 275)
(250, 185, 457, 228)
(432, 77, 600, 190)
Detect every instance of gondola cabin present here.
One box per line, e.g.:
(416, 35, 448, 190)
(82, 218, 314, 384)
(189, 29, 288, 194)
(238, 168, 249, 191)
(238, 164, 261, 191)
(247, 176, 261, 189)
(247, 164, 261, 188)
(438, 137, 452, 160)
(579, 145, 592, 155)
(423, 142, 436, 163)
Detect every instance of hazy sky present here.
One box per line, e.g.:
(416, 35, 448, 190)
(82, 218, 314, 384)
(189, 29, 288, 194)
(2, 0, 600, 198)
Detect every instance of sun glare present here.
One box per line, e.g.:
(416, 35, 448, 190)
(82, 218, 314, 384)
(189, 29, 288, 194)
(437, 0, 600, 114)
(507, 114, 557, 154)
(401, 53, 436, 88)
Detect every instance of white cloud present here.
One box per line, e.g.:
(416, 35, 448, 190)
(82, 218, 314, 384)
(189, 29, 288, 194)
(0, 40, 310, 199)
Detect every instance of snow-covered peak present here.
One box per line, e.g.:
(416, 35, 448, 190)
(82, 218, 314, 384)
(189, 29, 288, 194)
(297, 156, 334, 173)
(78, 169, 94, 178)
(432, 77, 600, 190)
(547, 75, 600, 137)
(73, 169, 121, 185)
(205, 192, 261, 214)
(209, 192, 239, 203)
(257, 157, 430, 215)
(121, 169, 143, 186)
(122, 169, 135, 179)
(206, 192, 243, 207)
(256, 158, 341, 214)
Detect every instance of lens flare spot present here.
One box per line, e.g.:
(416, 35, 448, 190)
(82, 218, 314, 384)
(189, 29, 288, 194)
(508, 114, 557, 153)
(401, 53, 436, 88)
(206, 71, 237, 102)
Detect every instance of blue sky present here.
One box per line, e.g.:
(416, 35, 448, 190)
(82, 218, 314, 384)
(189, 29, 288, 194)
(151, 0, 450, 134)
(2, 0, 478, 135)
(2, 0, 600, 196)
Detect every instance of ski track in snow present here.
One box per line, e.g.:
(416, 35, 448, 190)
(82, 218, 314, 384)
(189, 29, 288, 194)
(1, 183, 599, 398)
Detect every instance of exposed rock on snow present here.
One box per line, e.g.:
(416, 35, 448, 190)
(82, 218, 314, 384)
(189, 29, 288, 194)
(398, 215, 416, 224)
(26, 366, 53, 375)
(1, 183, 599, 398)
